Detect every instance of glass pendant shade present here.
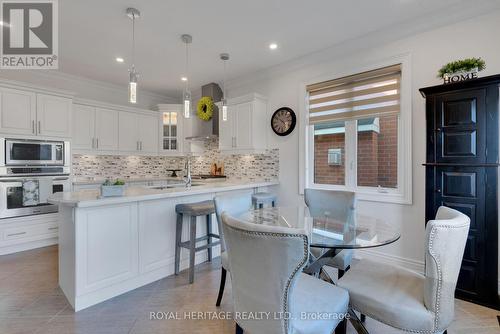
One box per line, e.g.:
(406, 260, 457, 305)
(220, 53, 230, 122)
(183, 90, 191, 118)
(129, 69, 138, 104)
(221, 98, 228, 121)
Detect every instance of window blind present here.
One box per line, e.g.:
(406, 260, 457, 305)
(307, 64, 401, 124)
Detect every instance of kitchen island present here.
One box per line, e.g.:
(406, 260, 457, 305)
(49, 180, 278, 311)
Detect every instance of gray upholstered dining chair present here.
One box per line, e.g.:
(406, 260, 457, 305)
(304, 188, 356, 279)
(221, 212, 349, 334)
(337, 206, 470, 334)
(213, 192, 254, 306)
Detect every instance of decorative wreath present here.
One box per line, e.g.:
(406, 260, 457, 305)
(197, 96, 214, 121)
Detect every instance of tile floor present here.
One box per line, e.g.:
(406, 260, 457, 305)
(0, 246, 498, 334)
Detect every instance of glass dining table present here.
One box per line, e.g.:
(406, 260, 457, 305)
(238, 206, 400, 333)
(239, 205, 400, 251)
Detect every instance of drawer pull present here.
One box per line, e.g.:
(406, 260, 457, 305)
(48, 227, 58, 231)
(7, 231, 27, 237)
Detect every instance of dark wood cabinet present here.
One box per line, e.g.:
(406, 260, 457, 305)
(420, 75, 500, 309)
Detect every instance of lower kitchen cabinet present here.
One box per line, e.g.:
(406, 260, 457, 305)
(0, 213, 59, 255)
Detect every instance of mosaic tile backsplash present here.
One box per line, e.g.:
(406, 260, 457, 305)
(72, 139, 279, 181)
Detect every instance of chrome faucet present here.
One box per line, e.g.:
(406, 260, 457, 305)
(184, 156, 192, 188)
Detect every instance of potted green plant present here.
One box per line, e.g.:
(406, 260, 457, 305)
(101, 179, 127, 197)
(438, 57, 486, 84)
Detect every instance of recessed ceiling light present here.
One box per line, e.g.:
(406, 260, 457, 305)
(115, 57, 124, 63)
(269, 43, 278, 50)
(181, 77, 188, 81)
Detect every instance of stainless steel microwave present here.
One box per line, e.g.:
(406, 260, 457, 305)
(0, 138, 69, 166)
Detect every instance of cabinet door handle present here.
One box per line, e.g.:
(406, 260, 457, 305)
(8, 231, 27, 237)
(140, 141, 143, 150)
(38, 121, 41, 134)
(32, 120, 35, 134)
(436, 189, 441, 193)
(48, 227, 58, 231)
(96, 138, 99, 149)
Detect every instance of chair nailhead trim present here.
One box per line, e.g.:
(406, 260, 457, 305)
(224, 224, 309, 334)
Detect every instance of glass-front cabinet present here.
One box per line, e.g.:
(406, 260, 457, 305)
(157, 104, 184, 155)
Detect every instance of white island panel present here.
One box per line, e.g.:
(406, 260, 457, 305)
(77, 204, 138, 294)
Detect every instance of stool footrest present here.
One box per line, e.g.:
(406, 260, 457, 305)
(179, 240, 221, 251)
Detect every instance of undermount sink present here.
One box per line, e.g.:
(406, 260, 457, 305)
(150, 183, 203, 190)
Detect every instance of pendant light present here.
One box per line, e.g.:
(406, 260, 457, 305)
(126, 8, 140, 104)
(181, 34, 193, 118)
(220, 53, 229, 122)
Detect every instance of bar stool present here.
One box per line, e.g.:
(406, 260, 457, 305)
(175, 200, 220, 284)
(252, 192, 277, 209)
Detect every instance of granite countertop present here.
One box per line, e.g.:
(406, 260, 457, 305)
(49, 180, 279, 208)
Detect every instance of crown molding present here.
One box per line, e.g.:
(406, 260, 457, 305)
(5, 69, 178, 103)
(0, 77, 75, 97)
(73, 97, 161, 115)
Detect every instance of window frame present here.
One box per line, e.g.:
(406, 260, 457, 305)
(299, 54, 412, 205)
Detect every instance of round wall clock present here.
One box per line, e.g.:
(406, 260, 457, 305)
(271, 107, 296, 136)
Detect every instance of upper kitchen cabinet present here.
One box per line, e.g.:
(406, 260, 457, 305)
(72, 102, 119, 153)
(0, 85, 73, 138)
(157, 104, 184, 156)
(73, 99, 159, 155)
(219, 93, 268, 154)
(138, 114, 158, 154)
(36, 94, 73, 138)
(0, 87, 36, 136)
(94, 108, 119, 152)
(72, 104, 96, 150)
(118, 111, 158, 154)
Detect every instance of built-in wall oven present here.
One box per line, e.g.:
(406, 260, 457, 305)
(0, 138, 70, 219)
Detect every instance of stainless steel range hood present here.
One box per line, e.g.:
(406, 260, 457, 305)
(185, 83, 222, 141)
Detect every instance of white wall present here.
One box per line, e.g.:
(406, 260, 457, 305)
(224, 11, 500, 270)
(0, 70, 176, 109)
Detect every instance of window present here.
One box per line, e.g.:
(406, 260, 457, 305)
(314, 121, 345, 185)
(305, 63, 411, 203)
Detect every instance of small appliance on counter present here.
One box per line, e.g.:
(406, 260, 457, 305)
(0, 137, 71, 219)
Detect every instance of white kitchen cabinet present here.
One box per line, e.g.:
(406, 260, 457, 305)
(118, 111, 139, 152)
(72, 104, 96, 150)
(157, 104, 184, 156)
(36, 94, 73, 138)
(0, 213, 59, 255)
(0, 87, 36, 135)
(73, 101, 158, 155)
(0, 86, 72, 138)
(219, 93, 268, 153)
(95, 107, 119, 151)
(118, 111, 158, 154)
(138, 114, 158, 153)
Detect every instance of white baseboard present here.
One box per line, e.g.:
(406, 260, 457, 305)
(354, 248, 425, 273)
(0, 237, 58, 256)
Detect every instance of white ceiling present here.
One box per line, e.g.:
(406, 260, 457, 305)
(58, 0, 498, 97)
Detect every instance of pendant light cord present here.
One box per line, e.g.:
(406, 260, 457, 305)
(185, 41, 189, 92)
(132, 13, 136, 69)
